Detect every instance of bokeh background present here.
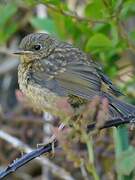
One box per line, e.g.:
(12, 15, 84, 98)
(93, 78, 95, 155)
(0, 0, 135, 179)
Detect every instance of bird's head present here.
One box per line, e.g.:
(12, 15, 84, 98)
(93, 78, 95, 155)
(14, 33, 58, 62)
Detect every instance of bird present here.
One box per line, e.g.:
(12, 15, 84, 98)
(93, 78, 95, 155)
(14, 33, 135, 124)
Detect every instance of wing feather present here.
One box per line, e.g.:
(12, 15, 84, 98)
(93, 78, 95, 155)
(31, 59, 101, 100)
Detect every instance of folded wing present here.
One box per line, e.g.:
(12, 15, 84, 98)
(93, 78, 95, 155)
(31, 60, 102, 100)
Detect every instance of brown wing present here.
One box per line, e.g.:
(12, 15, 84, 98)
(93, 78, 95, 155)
(86, 57, 123, 97)
(30, 59, 102, 100)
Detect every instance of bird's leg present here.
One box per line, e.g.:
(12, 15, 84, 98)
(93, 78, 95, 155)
(37, 123, 65, 154)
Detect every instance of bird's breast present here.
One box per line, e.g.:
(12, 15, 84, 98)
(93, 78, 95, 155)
(18, 63, 61, 113)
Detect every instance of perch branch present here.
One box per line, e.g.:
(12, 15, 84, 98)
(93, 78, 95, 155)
(0, 130, 74, 180)
(87, 118, 133, 131)
(0, 117, 134, 179)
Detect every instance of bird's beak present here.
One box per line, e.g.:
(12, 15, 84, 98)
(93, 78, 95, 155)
(13, 50, 33, 55)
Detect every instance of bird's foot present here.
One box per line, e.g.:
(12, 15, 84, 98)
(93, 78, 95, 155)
(37, 135, 56, 156)
(37, 123, 65, 155)
(37, 134, 56, 147)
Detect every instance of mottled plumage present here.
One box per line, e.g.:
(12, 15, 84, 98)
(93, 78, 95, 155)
(16, 33, 135, 120)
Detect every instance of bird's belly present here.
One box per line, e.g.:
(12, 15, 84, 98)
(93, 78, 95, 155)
(25, 83, 61, 112)
(19, 79, 74, 116)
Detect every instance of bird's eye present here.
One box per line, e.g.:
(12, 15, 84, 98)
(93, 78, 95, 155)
(33, 44, 42, 51)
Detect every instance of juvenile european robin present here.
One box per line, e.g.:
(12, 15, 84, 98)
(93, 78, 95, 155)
(14, 33, 135, 122)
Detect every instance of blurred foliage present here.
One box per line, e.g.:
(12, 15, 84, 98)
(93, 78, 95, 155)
(0, 3, 17, 43)
(0, 0, 135, 179)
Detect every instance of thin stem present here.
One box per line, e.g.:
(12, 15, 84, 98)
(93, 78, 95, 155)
(113, 126, 133, 180)
(42, 1, 110, 24)
(82, 132, 99, 180)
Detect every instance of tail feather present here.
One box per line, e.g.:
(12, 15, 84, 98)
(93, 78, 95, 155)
(102, 92, 135, 121)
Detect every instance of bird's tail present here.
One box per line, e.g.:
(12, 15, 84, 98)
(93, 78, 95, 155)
(102, 92, 135, 122)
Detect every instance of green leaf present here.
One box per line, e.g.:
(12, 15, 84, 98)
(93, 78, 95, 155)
(120, 0, 135, 19)
(111, 0, 123, 11)
(85, 0, 106, 20)
(4, 23, 18, 42)
(116, 146, 135, 175)
(42, 0, 60, 6)
(30, 17, 58, 36)
(85, 33, 112, 52)
(49, 11, 83, 41)
(0, 3, 18, 44)
(0, 3, 17, 27)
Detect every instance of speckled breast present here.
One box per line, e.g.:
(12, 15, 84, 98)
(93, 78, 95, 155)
(18, 63, 60, 113)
